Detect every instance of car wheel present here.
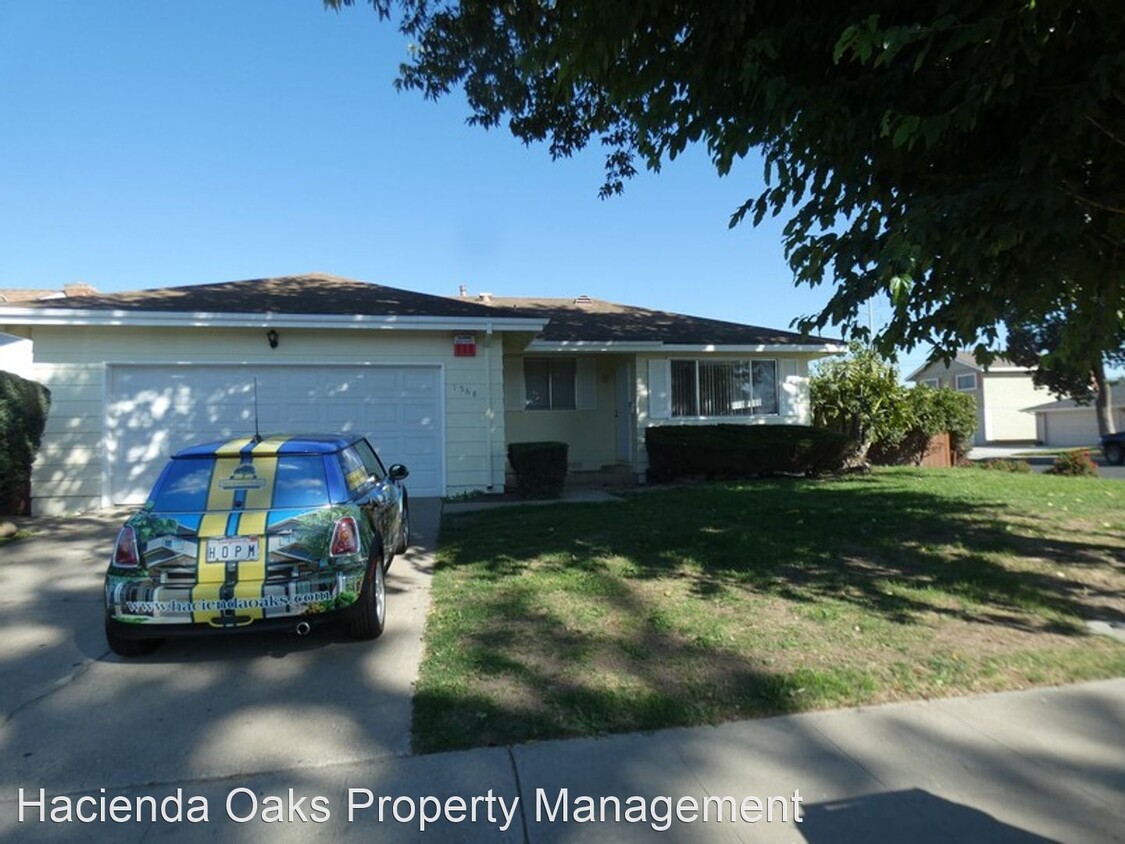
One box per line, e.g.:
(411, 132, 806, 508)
(348, 553, 386, 641)
(394, 501, 410, 555)
(1106, 442, 1124, 465)
(104, 619, 162, 657)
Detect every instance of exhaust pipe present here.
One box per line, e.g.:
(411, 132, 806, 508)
(295, 621, 311, 637)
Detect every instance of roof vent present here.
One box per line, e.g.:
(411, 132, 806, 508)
(573, 294, 592, 305)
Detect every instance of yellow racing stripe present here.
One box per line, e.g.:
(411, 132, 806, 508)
(231, 510, 268, 621)
(213, 436, 256, 457)
(192, 513, 232, 624)
(190, 437, 287, 626)
(242, 455, 278, 511)
(252, 434, 292, 457)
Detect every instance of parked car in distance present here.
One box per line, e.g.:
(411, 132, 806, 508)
(1102, 432, 1125, 465)
(104, 434, 409, 656)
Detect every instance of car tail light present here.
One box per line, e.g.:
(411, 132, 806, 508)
(329, 517, 360, 557)
(112, 525, 140, 568)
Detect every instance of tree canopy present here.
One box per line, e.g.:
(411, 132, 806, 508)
(326, 1, 1125, 362)
(1007, 306, 1124, 433)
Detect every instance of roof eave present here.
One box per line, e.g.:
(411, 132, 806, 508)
(525, 340, 845, 354)
(0, 307, 547, 333)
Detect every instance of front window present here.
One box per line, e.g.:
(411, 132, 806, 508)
(671, 359, 778, 417)
(955, 373, 977, 391)
(524, 358, 577, 410)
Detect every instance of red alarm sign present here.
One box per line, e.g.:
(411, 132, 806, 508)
(453, 334, 476, 357)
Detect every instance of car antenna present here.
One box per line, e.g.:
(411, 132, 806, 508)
(252, 376, 262, 443)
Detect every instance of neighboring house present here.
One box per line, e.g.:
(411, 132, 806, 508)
(0, 284, 98, 378)
(1023, 385, 1124, 447)
(0, 274, 842, 515)
(906, 352, 1051, 446)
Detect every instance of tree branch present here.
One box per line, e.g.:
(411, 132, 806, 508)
(1063, 182, 1125, 216)
(1085, 113, 1125, 148)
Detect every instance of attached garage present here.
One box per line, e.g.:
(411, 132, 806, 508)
(0, 275, 546, 515)
(106, 364, 444, 503)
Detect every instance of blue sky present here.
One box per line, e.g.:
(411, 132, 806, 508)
(2, 1, 929, 373)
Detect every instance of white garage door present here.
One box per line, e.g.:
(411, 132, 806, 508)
(1042, 410, 1100, 448)
(106, 364, 443, 503)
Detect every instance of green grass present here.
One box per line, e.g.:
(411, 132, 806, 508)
(413, 467, 1125, 753)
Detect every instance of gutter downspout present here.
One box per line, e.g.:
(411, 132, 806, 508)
(485, 321, 495, 490)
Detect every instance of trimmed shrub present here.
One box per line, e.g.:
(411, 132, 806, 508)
(868, 386, 978, 466)
(644, 424, 852, 482)
(507, 441, 568, 499)
(978, 458, 1032, 473)
(812, 345, 977, 466)
(0, 371, 52, 515)
(1045, 450, 1099, 477)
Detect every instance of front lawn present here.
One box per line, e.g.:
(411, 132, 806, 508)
(413, 468, 1125, 753)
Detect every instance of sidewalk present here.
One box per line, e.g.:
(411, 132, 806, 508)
(7, 679, 1121, 842)
(444, 487, 624, 514)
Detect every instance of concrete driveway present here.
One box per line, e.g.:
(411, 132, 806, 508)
(0, 499, 440, 794)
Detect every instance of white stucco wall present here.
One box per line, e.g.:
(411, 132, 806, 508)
(981, 372, 1051, 442)
(18, 325, 505, 515)
(910, 360, 1050, 444)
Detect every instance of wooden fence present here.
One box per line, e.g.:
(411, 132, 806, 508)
(919, 431, 953, 468)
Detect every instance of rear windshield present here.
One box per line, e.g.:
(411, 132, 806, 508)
(150, 455, 330, 511)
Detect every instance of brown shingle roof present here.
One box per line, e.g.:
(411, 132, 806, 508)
(9, 274, 521, 319)
(4, 275, 838, 347)
(481, 296, 837, 346)
(0, 284, 98, 303)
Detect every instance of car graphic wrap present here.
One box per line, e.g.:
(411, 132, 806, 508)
(106, 435, 372, 629)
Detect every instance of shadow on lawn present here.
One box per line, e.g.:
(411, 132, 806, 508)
(416, 476, 1124, 751)
(448, 477, 1124, 630)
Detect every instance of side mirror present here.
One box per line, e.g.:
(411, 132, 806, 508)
(388, 463, 409, 481)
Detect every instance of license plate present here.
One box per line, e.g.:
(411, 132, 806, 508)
(206, 536, 260, 563)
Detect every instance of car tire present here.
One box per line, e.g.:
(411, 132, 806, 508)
(395, 500, 410, 555)
(348, 553, 386, 640)
(105, 619, 162, 657)
(1106, 442, 1123, 465)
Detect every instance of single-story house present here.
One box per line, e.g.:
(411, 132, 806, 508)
(0, 274, 843, 515)
(1024, 386, 1124, 447)
(906, 352, 1051, 445)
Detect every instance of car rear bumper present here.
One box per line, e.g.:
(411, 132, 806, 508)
(105, 605, 357, 640)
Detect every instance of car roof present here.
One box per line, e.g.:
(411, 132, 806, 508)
(172, 434, 361, 458)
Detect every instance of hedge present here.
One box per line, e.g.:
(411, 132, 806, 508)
(507, 441, 568, 499)
(0, 371, 51, 515)
(644, 424, 852, 481)
(867, 386, 978, 465)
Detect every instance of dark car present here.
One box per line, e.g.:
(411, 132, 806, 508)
(104, 434, 409, 656)
(1102, 432, 1125, 465)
